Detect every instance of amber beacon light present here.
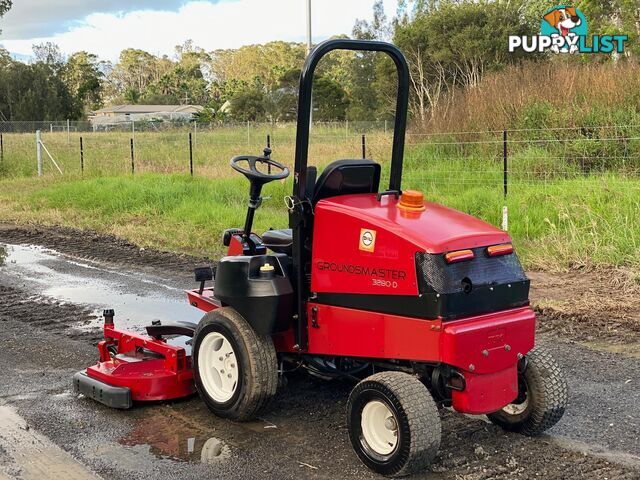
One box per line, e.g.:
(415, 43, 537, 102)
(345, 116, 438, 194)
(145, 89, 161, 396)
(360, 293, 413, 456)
(397, 190, 426, 212)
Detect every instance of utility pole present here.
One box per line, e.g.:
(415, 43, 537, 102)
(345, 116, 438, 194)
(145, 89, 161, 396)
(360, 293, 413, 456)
(306, 0, 312, 55)
(306, 0, 313, 127)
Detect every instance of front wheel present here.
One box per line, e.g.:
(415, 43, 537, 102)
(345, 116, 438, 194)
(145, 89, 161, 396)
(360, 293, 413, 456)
(193, 307, 278, 421)
(487, 346, 568, 436)
(347, 371, 441, 477)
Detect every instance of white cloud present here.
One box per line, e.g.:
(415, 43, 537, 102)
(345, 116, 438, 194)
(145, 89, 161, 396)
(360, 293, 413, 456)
(0, 0, 398, 62)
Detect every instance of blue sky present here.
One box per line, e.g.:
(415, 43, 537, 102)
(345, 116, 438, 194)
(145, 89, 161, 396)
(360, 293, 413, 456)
(0, 0, 396, 61)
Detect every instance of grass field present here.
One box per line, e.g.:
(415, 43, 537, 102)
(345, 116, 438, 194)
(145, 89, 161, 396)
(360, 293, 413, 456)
(0, 124, 639, 271)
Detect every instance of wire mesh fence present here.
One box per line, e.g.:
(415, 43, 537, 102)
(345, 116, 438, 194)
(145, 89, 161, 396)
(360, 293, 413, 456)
(1, 120, 639, 202)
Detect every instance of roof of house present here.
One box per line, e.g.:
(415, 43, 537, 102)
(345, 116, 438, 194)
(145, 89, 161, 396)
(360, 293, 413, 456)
(93, 105, 204, 114)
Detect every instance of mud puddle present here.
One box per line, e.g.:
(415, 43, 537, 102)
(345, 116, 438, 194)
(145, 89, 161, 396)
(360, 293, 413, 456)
(117, 405, 283, 465)
(120, 414, 231, 464)
(0, 243, 201, 332)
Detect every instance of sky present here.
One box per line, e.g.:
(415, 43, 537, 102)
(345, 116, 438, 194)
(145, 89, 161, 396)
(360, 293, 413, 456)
(0, 0, 397, 62)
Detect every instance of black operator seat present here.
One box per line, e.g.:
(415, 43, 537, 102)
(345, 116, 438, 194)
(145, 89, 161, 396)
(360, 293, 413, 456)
(312, 159, 381, 205)
(261, 160, 381, 255)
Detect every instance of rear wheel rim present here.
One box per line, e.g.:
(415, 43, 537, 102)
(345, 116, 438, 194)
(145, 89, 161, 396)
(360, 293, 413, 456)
(502, 377, 529, 416)
(361, 400, 399, 456)
(198, 331, 238, 403)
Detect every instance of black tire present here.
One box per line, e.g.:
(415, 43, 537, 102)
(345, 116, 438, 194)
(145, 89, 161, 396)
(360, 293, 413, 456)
(193, 307, 277, 421)
(347, 371, 441, 477)
(487, 346, 568, 436)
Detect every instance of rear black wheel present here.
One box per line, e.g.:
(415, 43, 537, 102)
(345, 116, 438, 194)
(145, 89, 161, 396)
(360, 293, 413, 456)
(347, 371, 441, 477)
(193, 307, 277, 421)
(487, 346, 568, 436)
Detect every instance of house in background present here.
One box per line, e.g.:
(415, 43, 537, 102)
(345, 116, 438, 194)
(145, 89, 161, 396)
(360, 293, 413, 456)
(89, 104, 204, 128)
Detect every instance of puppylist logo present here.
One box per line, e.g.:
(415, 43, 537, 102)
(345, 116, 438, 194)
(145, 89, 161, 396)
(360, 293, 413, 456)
(509, 5, 628, 54)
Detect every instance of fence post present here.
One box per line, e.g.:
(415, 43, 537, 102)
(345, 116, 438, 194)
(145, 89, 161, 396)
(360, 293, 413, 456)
(36, 130, 43, 176)
(362, 134, 366, 159)
(189, 132, 193, 176)
(502, 130, 508, 231)
(0, 133, 3, 162)
(80, 137, 84, 175)
(67, 119, 70, 144)
(247, 120, 250, 146)
(130, 138, 135, 174)
(345, 120, 349, 140)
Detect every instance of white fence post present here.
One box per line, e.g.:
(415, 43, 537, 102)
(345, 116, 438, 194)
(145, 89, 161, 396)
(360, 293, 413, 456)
(36, 130, 43, 176)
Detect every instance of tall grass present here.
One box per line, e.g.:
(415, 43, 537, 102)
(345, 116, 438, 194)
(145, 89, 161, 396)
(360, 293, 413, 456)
(416, 61, 640, 134)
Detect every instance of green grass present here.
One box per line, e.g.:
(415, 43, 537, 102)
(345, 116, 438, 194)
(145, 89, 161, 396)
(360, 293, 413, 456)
(1, 171, 638, 270)
(1, 124, 638, 270)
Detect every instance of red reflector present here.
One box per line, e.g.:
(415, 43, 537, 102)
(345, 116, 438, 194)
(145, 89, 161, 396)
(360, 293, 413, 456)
(487, 243, 514, 257)
(445, 249, 475, 264)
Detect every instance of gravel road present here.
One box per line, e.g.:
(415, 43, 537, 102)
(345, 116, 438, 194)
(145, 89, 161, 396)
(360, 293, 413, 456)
(0, 225, 638, 479)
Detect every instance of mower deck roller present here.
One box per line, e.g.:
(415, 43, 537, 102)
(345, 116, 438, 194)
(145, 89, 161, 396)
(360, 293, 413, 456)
(76, 39, 567, 477)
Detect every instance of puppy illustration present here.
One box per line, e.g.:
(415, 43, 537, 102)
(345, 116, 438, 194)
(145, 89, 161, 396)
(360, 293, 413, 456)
(543, 7, 582, 53)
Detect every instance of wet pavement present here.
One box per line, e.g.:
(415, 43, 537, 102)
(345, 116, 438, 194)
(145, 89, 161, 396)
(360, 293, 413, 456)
(0, 233, 639, 479)
(0, 243, 201, 331)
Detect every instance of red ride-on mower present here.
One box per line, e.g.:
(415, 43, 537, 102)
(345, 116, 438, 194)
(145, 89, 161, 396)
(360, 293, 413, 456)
(74, 39, 568, 476)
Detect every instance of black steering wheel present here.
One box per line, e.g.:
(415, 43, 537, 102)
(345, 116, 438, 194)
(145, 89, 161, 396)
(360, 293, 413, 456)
(230, 155, 289, 185)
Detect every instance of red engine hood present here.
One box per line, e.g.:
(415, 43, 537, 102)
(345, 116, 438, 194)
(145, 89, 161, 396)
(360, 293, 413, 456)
(317, 194, 510, 253)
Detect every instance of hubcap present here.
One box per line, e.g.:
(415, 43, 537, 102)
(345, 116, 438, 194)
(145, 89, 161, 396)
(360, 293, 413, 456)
(198, 332, 238, 403)
(502, 377, 529, 415)
(361, 400, 398, 456)
(503, 396, 529, 415)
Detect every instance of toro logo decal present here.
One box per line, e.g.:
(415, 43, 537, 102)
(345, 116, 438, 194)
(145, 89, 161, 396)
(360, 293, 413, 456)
(508, 4, 627, 55)
(359, 228, 376, 253)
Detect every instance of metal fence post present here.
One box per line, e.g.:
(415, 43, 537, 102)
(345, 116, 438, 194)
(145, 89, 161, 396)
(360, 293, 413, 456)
(502, 130, 508, 231)
(130, 138, 135, 174)
(80, 136, 84, 175)
(67, 119, 70, 144)
(189, 132, 193, 176)
(36, 130, 43, 176)
(247, 120, 250, 146)
(503, 130, 508, 198)
(0, 133, 3, 162)
(362, 134, 366, 159)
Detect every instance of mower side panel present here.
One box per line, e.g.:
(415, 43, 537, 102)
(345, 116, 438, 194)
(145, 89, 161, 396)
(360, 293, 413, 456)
(306, 303, 442, 361)
(311, 200, 420, 296)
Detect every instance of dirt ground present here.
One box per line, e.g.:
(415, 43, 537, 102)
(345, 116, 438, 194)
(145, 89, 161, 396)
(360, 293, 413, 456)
(0, 223, 638, 479)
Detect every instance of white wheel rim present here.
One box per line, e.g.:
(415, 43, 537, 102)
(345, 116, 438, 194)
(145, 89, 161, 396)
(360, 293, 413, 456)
(198, 332, 239, 403)
(361, 400, 398, 456)
(503, 396, 529, 415)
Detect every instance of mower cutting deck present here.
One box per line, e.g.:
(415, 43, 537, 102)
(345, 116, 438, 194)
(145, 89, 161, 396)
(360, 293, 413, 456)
(75, 39, 567, 477)
(73, 310, 199, 408)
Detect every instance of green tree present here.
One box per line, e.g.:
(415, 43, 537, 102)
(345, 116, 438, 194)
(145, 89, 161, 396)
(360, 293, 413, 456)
(0, 0, 11, 35)
(313, 76, 350, 121)
(62, 51, 104, 113)
(229, 88, 266, 121)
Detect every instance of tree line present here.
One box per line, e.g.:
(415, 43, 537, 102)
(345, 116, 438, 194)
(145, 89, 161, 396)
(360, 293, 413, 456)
(0, 0, 637, 123)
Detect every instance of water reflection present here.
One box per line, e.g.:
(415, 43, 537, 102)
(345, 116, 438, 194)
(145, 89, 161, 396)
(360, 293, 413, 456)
(120, 410, 230, 464)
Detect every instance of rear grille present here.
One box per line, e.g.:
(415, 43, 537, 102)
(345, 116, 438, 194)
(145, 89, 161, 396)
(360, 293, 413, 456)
(415, 248, 528, 295)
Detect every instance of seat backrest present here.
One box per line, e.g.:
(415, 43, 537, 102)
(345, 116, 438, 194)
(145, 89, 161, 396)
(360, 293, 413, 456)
(312, 159, 381, 205)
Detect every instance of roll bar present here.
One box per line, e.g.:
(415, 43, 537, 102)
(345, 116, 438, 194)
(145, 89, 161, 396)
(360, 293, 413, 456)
(289, 39, 410, 350)
(292, 39, 410, 200)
